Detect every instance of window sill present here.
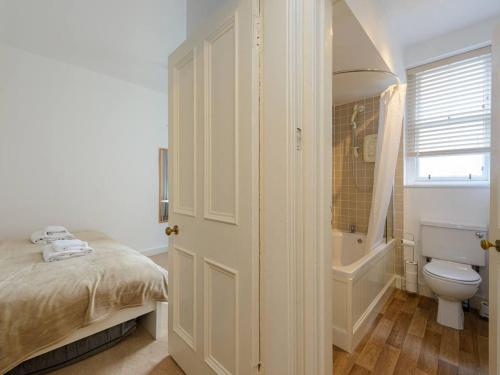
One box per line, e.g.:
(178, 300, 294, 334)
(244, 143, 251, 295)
(404, 182, 490, 189)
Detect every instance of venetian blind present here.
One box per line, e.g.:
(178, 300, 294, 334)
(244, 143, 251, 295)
(406, 47, 491, 156)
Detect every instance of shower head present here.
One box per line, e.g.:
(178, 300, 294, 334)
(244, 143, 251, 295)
(351, 104, 365, 125)
(351, 103, 365, 159)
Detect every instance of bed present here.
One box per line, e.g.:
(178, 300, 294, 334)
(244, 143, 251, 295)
(0, 231, 168, 373)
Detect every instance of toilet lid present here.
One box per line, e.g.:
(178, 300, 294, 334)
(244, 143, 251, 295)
(424, 260, 481, 283)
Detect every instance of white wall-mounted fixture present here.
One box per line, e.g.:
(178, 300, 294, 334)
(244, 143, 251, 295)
(363, 134, 377, 162)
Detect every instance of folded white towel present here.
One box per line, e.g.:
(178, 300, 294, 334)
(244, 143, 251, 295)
(51, 239, 88, 252)
(44, 226, 70, 237)
(30, 230, 46, 244)
(30, 227, 74, 244)
(46, 234, 75, 243)
(42, 245, 94, 262)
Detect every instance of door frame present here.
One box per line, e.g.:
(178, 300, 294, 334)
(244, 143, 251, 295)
(170, 0, 333, 372)
(489, 24, 500, 375)
(260, 0, 332, 373)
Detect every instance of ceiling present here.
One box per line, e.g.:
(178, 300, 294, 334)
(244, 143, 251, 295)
(0, 0, 498, 95)
(332, 0, 500, 105)
(380, 0, 500, 48)
(0, 0, 186, 93)
(332, 1, 397, 105)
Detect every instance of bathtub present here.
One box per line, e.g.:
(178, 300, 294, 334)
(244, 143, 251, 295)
(332, 230, 395, 352)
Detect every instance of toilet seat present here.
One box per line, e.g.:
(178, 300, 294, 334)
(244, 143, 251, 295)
(423, 260, 481, 284)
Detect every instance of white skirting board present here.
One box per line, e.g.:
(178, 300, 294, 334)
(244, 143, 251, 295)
(140, 246, 168, 257)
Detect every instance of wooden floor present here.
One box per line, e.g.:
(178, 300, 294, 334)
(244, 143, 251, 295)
(333, 289, 489, 375)
(55, 280, 486, 374)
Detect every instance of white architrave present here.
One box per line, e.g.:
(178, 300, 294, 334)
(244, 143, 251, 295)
(261, 0, 332, 373)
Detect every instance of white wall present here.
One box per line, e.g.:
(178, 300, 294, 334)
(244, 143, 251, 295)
(0, 44, 168, 253)
(0, 0, 187, 93)
(403, 22, 497, 302)
(404, 187, 490, 300)
(187, 0, 238, 35)
(344, 0, 405, 79)
(404, 16, 500, 68)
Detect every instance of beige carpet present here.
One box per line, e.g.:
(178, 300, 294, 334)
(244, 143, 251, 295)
(52, 326, 182, 375)
(51, 252, 184, 375)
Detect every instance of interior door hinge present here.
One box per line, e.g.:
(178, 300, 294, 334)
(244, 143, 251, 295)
(254, 15, 263, 48)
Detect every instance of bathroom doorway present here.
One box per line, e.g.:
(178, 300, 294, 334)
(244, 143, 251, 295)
(330, 0, 404, 358)
(331, 2, 491, 374)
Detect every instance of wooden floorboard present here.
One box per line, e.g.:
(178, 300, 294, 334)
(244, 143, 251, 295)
(439, 326, 460, 367)
(387, 311, 412, 349)
(416, 329, 441, 374)
(333, 290, 488, 375)
(372, 345, 400, 375)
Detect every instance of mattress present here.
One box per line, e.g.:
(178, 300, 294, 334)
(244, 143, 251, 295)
(7, 319, 137, 375)
(0, 231, 168, 373)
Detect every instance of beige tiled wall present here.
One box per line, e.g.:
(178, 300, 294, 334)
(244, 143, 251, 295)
(332, 96, 404, 275)
(332, 97, 379, 234)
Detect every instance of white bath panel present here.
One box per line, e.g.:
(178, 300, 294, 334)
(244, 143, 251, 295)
(332, 238, 396, 352)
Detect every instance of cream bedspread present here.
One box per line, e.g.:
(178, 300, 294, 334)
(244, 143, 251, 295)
(0, 231, 168, 373)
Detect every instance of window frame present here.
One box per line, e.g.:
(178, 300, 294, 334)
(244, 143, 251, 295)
(404, 47, 492, 187)
(406, 152, 490, 186)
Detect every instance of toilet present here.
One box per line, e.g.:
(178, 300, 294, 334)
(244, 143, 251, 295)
(421, 221, 486, 330)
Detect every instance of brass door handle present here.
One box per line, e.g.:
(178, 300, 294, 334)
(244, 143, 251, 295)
(165, 225, 179, 236)
(480, 239, 500, 252)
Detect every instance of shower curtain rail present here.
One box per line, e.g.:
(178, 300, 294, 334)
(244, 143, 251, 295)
(333, 68, 401, 84)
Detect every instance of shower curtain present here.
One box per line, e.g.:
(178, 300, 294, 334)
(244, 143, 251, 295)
(365, 84, 406, 252)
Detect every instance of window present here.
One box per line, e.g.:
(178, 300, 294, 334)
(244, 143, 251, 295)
(406, 47, 491, 185)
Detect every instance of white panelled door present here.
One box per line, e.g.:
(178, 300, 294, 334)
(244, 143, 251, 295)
(166, 0, 260, 374)
(489, 26, 500, 375)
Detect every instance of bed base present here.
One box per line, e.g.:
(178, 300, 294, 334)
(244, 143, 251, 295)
(26, 301, 168, 361)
